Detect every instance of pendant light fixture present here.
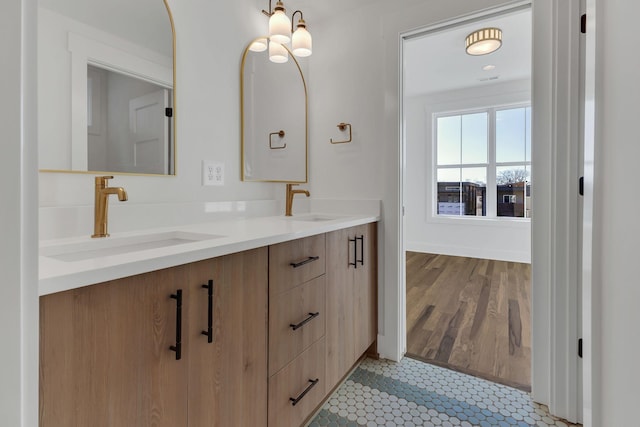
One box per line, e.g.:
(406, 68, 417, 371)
(249, 37, 268, 52)
(268, 41, 289, 63)
(268, 1, 291, 44)
(261, 0, 312, 62)
(465, 27, 502, 55)
(291, 14, 312, 57)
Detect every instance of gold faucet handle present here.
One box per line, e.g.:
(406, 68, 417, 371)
(95, 176, 114, 187)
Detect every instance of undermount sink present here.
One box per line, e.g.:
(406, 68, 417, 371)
(286, 214, 344, 222)
(41, 231, 225, 262)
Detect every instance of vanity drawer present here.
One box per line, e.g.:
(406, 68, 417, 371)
(269, 276, 326, 376)
(269, 234, 325, 296)
(268, 337, 326, 427)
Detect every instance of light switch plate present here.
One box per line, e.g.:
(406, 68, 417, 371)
(202, 161, 224, 186)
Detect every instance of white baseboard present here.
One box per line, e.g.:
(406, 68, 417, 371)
(405, 241, 531, 264)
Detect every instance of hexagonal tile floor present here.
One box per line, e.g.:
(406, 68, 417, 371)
(307, 357, 581, 427)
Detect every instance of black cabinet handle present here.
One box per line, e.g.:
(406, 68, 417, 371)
(201, 280, 213, 343)
(356, 235, 364, 266)
(349, 237, 357, 268)
(290, 256, 320, 268)
(169, 289, 182, 360)
(289, 312, 320, 331)
(289, 379, 319, 406)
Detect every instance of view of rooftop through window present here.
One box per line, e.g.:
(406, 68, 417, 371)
(435, 106, 531, 218)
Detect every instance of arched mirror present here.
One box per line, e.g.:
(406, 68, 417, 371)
(241, 39, 308, 183)
(38, 0, 176, 175)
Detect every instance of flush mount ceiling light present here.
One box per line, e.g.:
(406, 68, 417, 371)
(465, 27, 502, 55)
(257, 0, 312, 63)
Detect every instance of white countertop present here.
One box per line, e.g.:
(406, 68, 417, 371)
(39, 213, 379, 296)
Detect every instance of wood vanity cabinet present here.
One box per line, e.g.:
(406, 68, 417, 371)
(40, 222, 377, 427)
(268, 234, 327, 427)
(39, 247, 268, 427)
(325, 223, 377, 389)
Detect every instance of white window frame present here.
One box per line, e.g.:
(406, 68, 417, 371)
(432, 102, 531, 222)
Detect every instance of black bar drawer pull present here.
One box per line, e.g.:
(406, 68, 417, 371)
(290, 312, 320, 331)
(349, 237, 357, 268)
(289, 378, 319, 406)
(356, 235, 364, 266)
(290, 256, 320, 268)
(201, 280, 214, 343)
(169, 289, 182, 360)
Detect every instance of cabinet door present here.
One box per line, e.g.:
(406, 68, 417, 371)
(40, 266, 190, 427)
(325, 224, 378, 390)
(187, 247, 268, 427)
(325, 227, 356, 389)
(353, 223, 378, 358)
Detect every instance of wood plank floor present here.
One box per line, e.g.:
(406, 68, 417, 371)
(406, 252, 531, 391)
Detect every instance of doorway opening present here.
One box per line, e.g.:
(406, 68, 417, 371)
(401, 5, 533, 391)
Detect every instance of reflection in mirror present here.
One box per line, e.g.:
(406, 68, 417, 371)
(38, 0, 175, 175)
(241, 39, 308, 183)
(87, 66, 172, 174)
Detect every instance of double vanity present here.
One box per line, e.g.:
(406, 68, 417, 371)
(36, 0, 375, 425)
(39, 212, 379, 427)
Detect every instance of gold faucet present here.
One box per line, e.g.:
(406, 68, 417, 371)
(285, 183, 310, 216)
(92, 176, 128, 238)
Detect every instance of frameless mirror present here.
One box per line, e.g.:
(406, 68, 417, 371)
(241, 39, 308, 183)
(38, 0, 176, 175)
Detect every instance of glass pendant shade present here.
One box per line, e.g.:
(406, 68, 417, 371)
(269, 3, 291, 44)
(292, 21, 312, 57)
(249, 37, 268, 52)
(269, 41, 288, 63)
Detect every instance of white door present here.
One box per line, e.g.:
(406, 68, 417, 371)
(129, 89, 169, 174)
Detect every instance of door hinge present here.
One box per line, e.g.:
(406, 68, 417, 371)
(581, 14, 587, 34)
(165, 107, 173, 117)
(578, 338, 583, 358)
(579, 176, 584, 196)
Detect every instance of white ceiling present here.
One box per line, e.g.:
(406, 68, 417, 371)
(281, 0, 381, 22)
(265, 1, 531, 96)
(404, 8, 532, 97)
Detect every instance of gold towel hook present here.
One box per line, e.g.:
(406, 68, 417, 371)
(269, 130, 286, 149)
(330, 122, 352, 144)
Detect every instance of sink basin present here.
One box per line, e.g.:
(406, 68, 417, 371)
(41, 231, 224, 262)
(286, 214, 344, 222)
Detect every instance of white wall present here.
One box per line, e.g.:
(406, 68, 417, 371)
(405, 79, 531, 263)
(39, 0, 282, 233)
(1, 0, 39, 425)
(585, 0, 640, 424)
(307, 0, 519, 360)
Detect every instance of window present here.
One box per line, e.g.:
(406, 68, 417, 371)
(435, 105, 531, 219)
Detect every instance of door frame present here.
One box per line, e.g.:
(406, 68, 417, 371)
(397, 0, 584, 422)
